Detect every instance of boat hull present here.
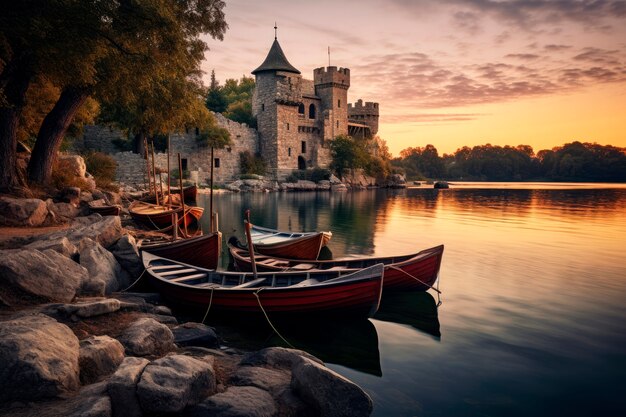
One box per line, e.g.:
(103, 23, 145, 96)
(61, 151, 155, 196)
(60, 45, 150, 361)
(230, 242, 444, 292)
(139, 232, 222, 270)
(129, 201, 203, 230)
(142, 252, 383, 319)
(88, 205, 121, 216)
(249, 224, 332, 260)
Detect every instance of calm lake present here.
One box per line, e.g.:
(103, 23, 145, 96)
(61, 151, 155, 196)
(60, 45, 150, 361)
(195, 182, 626, 417)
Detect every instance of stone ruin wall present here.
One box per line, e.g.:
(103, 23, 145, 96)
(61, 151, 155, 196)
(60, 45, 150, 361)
(348, 99, 380, 136)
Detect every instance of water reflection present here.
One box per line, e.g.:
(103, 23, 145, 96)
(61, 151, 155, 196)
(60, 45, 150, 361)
(375, 292, 441, 340)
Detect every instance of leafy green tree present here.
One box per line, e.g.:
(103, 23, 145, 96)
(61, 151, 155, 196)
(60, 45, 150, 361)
(205, 70, 227, 113)
(330, 135, 367, 179)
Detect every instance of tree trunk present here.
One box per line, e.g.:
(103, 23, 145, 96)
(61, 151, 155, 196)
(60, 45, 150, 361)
(133, 131, 147, 154)
(0, 57, 33, 191)
(27, 85, 90, 185)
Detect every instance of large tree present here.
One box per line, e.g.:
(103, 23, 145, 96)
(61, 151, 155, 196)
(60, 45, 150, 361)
(0, 0, 228, 188)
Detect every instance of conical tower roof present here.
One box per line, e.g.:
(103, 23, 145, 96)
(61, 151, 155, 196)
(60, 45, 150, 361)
(252, 39, 300, 75)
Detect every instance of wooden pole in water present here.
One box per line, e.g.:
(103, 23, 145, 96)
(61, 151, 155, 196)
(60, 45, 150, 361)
(144, 137, 151, 195)
(158, 172, 164, 202)
(167, 134, 171, 209)
(151, 141, 159, 206)
(209, 146, 214, 233)
(178, 153, 188, 237)
(244, 209, 257, 278)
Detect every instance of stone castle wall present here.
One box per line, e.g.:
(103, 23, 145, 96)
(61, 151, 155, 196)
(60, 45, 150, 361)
(348, 99, 379, 135)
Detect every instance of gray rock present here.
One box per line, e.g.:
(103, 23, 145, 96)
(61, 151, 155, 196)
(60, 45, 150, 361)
(78, 237, 130, 295)
(229, 366, 290, 394)
(80, 191, 94, 203)
(329, 174, 342, 184)
(331, 183, 348, 192)
(68, 216, 124, 248)
(0, 314, 80, 402)
(57, 298, 121, 318)
(186, 386, 276, 417)
(137, 355, 216, 414)
(172, 322, 219, 348)
(240, 347, 323, 369)
(107, 357, 150, 417)
(317, 180, 331, 190)
(104, 191, 122, 206)
(59, 155, 87, 178)
(47, 200, 80, 222)
(291, 356, 373, 417)
(71, 213, 103, 227)
(79, 335, 125, 384)
(0, 248, 85, 303)
(24, 236, 78, 258)
(117, 317, 175, 356)
(0, 196, 48, 226)
(154, 305, 172, 315)
(109, 234, 143, 278)
(294, 180, 317, 190)
(153, 314, 178, 325)
(60, 186, 82, 205)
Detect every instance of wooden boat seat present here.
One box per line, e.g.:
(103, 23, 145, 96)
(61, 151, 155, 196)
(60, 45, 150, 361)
(169, 273, 207, 283)
(291, 278, 319, 287)
(195, 282, 220, 288)
(289, 263, 315, 271)
(232, 278, 267, 288)
(150, 264, 186, 271)
(159, 268, 197, 276)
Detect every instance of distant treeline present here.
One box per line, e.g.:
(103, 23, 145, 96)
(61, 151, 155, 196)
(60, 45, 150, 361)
(391, 141, 626, 182)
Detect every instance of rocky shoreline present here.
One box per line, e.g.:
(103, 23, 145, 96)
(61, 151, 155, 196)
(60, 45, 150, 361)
(0, 202, 374, 416)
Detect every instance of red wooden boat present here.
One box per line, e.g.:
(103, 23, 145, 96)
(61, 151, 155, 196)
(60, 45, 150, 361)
(170, 184, 198, 201)
(88, 200, 121, 216)
(141, 251, 384, 319)
(229, 238, 444, 292)
(248, 223, 332, 260)
(138, 232, 222, 270)
(129, 201, 203, 230)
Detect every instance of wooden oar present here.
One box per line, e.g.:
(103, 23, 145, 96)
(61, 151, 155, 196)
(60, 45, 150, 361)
(178, 153, 188, 237)
(244, 209, 258, 279)
(167, 134, 171, 209)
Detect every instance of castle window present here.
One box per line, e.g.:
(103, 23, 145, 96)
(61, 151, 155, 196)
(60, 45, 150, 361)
(214, 158, 220, 168)
(301, 141, 306, 154)
(337, 99, 341, 108)
(287, 123, 290, 130)
(298, 103, 305, 114)
(288, 148, 291, 156)
(308, 104, 316, 119)
(261, 103, 265, 111)
(336, 120, 339, 128)
(227, 147, 232, 153)
(181, 158, 188, 173)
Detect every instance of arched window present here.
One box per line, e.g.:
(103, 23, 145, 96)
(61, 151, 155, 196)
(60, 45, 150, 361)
(298, 103, 305, 114)
(308, 104, 316, 119)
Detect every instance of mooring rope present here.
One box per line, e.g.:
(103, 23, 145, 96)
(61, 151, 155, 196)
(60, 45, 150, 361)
(121, 266, 151, 292)
(253, 288, 294, 349)
(201, 288, 215, 324)
(387, 265, 442, 294)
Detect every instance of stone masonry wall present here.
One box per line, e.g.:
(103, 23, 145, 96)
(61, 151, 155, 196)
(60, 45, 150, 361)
(348, 99, 379, 135)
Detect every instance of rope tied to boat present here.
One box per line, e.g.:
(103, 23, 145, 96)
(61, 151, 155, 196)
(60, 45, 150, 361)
(201, 288, 214, 324)
(120, 265, 153, 292)
(386, 265, 442, 294)
(253, 288, 295, 349)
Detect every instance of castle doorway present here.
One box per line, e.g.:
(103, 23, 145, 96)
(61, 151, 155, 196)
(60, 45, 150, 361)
(298, 156, 306, 170)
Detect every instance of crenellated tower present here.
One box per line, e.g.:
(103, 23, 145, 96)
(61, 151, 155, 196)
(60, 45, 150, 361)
(313, 67, 350, 141)
(348, 99, 379, 137)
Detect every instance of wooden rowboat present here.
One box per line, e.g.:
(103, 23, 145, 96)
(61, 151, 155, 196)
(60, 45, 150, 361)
(169, 184, 198, 201)
(248, 223, 332, 260)
(138, 232, 222, 270)
(88, 200, 121, 216)
(229, 238, 444, 292)
(141, 251, 384, 319)
(129, 201, 203, 230)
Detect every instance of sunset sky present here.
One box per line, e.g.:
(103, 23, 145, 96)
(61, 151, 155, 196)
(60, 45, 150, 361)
(202, 0, 626, 157)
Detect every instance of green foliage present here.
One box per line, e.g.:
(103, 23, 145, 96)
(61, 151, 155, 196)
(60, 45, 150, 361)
(204, 75, 257, 127)
(330, 135, 368, 179)
(284, 168, 331, 183)
(196, 124, 231, 149)
(392, 141, 626, 182)
(169, 169, 190, 181)
(83, 151, 117, 189)
(239, 151, 267, 175)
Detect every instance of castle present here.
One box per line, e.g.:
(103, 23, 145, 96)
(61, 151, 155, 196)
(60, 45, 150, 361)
(82, 35, 379, 185)
(251, 35, 379, 179)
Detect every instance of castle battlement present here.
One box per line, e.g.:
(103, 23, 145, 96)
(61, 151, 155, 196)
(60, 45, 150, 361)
(348, 99, 379, 110)
(313, 66, 350, 88)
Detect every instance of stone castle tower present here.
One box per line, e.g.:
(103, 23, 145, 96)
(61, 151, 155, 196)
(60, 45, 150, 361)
(252, 34, 378, 180)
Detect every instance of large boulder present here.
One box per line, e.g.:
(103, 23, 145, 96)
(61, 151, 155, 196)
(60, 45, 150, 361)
(239, 347, 322, 369)
(24, 236, 78, 258)
(79, 335, 125, 385)
(108, 357, 150, 417)
(117, 317, 175, 356)
(0, 248, 85, 303)
(67, 216, 124, 248)
(137, 355, 216, 414)
(172, 322, 219, 348)
(230, 366, 290, 394)
(0, 315, 80, 402)
(78, 237, 130, 295)
(0, 196, 48, 226)
(58, 155, 87, 178)
(109, 234, 143, 278)
(46, 199, 80, 222)
(291, 356, 373, 417)
(186, 386, 276, 417)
